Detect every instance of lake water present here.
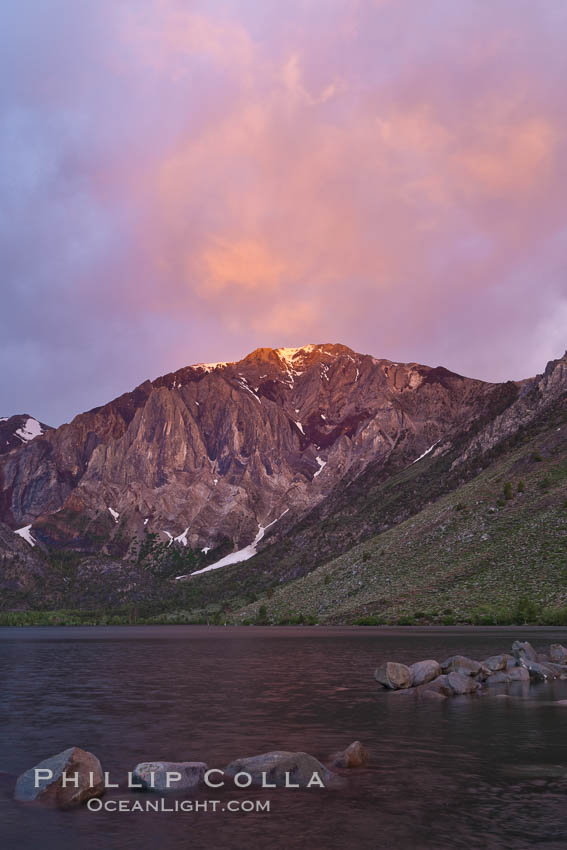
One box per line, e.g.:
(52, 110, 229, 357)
(2, 626, 567, 850)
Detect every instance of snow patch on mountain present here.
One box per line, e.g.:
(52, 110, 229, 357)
(411, 442, 439, 465)
(238, 378, 261, 403)
(15, 417, 44, 442)
(314, 456, 327, 478)
(177, 510, 289, 579)
(275, 345, 316, 366)
(175, 527, 189, 546)
(15, 525, 36, 546)
(193, 361, 231, 373)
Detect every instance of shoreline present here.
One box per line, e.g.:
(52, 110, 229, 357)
(2, 622, 567, 633)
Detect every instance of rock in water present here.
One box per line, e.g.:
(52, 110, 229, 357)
(440, 655, 485, 678)
(132, 761, 207, 793)
(224, 751, 337, 789)
(330, 741, 369, 769)
(519, 660, 561, 681)
(374, 662, 414, 689)
(417, 675, 454, 699)
(549, 644, 567, 664)
(409, 659, 441, 686)
(482, 654, 512, 672)
(14, 747, 103, 808)
(488, 667, 530, 684)
(447, 671, 481, 695)
(512, 641, 538, 662)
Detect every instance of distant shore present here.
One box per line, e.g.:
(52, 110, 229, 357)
(2, 612, 567, 632)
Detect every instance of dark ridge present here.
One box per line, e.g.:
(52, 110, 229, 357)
(417, 365, 466, 386)
(83, 381, 153, 425)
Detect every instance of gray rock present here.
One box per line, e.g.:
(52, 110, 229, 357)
(330, 741, 369, 769)
(519, 659, 559, 681)
(374, 662, 414, 690)
(512, 641, 538, 662)
(132, 761, 207, 793)
(417, 674, 453, 699)
(488, 667, 530, 684)
(549, 644, 567, 664)
(224, 751, 337, 789)
(409, 659, 441, 686)
(447, 671, 481, 695)
(482, 654, 512, 672)
(441, 655, 485, 678)
(419, 689, 448, 702)
(14, 747, 103, 808)
(544, 662, 567, 678)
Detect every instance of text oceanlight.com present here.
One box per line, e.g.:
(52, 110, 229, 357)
(87, 799, 271, 813)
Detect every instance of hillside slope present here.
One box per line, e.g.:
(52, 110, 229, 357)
(233, 400, 567, 625)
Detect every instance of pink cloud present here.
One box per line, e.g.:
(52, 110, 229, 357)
(2, 0, 567, 424)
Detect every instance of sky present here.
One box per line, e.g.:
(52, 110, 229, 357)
(1, 0, 566, 426)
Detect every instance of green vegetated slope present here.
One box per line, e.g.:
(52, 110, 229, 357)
(233, 415, 567, 625)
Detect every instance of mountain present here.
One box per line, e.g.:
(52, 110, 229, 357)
(205, 350, 567, 590)
(0, 344, 508, 558)
(0, 415, 50, 455)
(1, 344, 566, 623)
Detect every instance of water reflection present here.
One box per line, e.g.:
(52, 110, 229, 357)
(1, 626, 567, 849)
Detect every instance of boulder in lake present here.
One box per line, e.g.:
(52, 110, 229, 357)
(549, 644, 567, 665)
(224, 751, 337, 789)
(519, 659, 559, 682)
(419, 689, 448, 702)
(132, 761, 207, 793)
(14, 747, 103, 808)
(512, 641, 538, 662)
(441, 655, 485, 678)
(447, 671, 481, 695)
(488, 666, 530, 684)
(544, 662, 567, 678)
(409, 659, 441, 686)
(374, 662, 414, 690)
(330, 741, 369, 769)
(482, 654, 512, 673)
(417, 674, 453, 699)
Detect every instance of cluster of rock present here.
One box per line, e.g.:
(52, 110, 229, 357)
(374, 641, 567, 701)
(12, 741, 369, 808)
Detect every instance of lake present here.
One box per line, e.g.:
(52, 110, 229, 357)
(2, 625, 567, 849)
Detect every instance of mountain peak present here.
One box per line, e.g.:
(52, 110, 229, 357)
(241, 343, 357, 368)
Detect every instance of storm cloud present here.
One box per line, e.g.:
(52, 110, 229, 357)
(1, 0, 566, 424)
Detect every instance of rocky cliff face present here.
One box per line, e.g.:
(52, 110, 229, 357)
(0, 344, 516, 555)
(455, 351, 567, 467)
